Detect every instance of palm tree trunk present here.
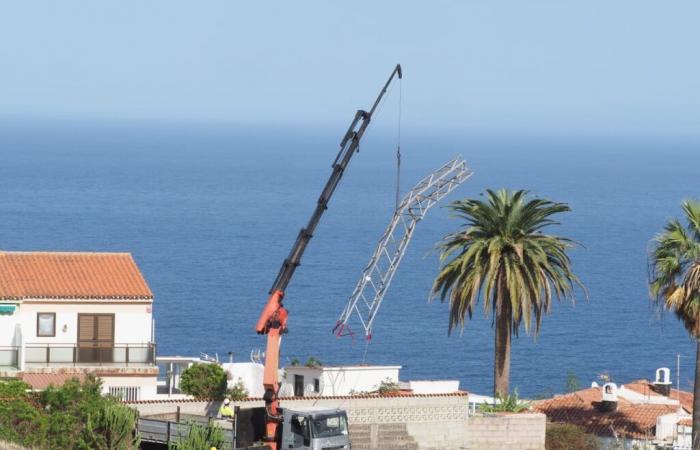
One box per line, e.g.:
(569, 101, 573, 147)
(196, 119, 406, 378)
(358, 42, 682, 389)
(693, 339, 700, 450)
(494, 302, 511, 398)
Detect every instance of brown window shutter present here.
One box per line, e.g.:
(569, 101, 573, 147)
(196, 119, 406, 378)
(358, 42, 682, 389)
(96, 315, 114, 345)
(79, 315, 95, 342)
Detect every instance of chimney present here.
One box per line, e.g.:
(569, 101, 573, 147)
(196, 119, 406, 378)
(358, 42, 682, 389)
(599, 382, 618, 412)
(652, 367, 672, 396)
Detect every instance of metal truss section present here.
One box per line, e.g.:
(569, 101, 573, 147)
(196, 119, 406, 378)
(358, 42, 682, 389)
(334, 156, 473, 339)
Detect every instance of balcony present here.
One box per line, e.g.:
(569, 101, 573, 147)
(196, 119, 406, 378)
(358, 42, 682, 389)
(0, 347, 19, 370)
(24, 343, 156, 368)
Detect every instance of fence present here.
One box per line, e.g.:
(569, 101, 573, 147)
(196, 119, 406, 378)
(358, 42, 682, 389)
(24, 343, 155, 366)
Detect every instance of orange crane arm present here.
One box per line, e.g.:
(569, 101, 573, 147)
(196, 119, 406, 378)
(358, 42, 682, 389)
(255, 65, 402, 450)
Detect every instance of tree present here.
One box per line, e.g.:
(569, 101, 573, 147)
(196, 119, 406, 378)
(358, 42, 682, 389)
(649, 199, 700, 450)
(432, 189, 584, 397)
(179, 363, 228, 400)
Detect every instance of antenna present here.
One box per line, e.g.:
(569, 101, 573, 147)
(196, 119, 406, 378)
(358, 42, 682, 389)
(677, 353, 682, 411)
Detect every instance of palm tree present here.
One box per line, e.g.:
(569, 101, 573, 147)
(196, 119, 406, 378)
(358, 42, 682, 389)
(649, 200, 700, 450)
(432, 189, 584, 397)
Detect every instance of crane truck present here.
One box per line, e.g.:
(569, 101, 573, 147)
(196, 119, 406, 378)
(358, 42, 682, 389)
(254, 64, 402, 450)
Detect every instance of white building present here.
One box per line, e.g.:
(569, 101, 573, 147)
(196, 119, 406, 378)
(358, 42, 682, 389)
(280, 365, 401, 397)
(0, 251, 157, 400)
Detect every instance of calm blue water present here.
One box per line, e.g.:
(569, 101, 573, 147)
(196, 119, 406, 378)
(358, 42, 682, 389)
(1, 119, 699, 397)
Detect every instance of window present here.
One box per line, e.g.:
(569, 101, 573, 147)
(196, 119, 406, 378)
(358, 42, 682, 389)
(294, 374, 304, 397)
(314, 378, 320, 393)
(37, 313, 56, 337)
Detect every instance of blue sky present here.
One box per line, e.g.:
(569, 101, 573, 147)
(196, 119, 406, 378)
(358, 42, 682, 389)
(1, 1, 698, 135)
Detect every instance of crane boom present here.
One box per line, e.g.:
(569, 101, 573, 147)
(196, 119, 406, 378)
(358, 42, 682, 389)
(268, 64, 402, 295)
(255, 65, 402, 450)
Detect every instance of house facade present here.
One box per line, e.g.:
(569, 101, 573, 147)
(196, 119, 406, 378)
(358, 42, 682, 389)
(280, 365, 401, 397)
(0, 251, 157, 400)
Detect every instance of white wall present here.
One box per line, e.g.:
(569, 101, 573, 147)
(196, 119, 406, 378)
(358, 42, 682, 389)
(102, 375, 158, 400)
(17, 301, 152, 344)
(407, 380, 460, 394)
(0, 312, 20, 346)
(222, 362, 264, 398)
(282, 366, 401, 397)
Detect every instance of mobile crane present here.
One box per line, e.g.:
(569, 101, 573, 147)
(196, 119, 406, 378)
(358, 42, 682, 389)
(254, 65, 402, 450)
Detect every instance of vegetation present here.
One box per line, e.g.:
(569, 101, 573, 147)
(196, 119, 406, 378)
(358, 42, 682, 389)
(0, 376, 139, 450)
(179, 363, 228, 400)
(304, 356, 322, 368)
(432, 189, 584, 396)
(545, 423, 599, 450)
(649, 199, 700, 450)
(565, 370, 581, 393)
(290, 357, 301, 366)
(480, 390, 530, 413)
(377, 378, 401, 395)
(168, 420, 225, 450)
(227, 378, 249, 401)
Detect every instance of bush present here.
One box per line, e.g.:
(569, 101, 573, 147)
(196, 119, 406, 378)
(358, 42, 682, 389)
(0, 376, 140, 450)
(546, 423, 599, 450)
(227, 378, 249, 401)
(180, 363, 228, 400)
(305, 357, 322, 368)
(83, 402, 140, 450)
(169, 420, 225, 450)
(480, 390, 530, 413)
(377, 378, 400, 395)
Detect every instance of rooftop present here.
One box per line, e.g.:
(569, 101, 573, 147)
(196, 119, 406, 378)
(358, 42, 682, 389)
(0, 251, 153, 300)
(533, 381, 692, 440)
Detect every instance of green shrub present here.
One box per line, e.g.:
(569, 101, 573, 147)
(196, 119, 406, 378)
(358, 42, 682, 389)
(227, 378, 249, 401)
(305, 357, 322, 368)
(83, 402, 140, 450)
(169, 420, 226, 450)
(180, 363, 228, 400)
(0, 376, 140, 450)
(545, 423, 599, 450)
(480, 390, 530, 413)
(377, 378, 400, 395)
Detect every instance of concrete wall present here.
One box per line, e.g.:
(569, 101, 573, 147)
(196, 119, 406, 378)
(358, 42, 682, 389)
(132, 395, 546, 450)
(461, 414, 546, 450)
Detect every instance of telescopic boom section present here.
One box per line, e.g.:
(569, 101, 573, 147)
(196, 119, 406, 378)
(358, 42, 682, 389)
(254, 64, 402, 449)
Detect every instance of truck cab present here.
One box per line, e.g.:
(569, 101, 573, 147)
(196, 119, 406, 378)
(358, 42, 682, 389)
(280, 408, 350, 450)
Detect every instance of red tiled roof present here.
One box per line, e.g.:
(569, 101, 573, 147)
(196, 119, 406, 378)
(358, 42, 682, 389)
(21, 373, 86, 389)
(623, 380, 694, 413)
(0, 252, 153, 300)
(533, 387, 678, 439)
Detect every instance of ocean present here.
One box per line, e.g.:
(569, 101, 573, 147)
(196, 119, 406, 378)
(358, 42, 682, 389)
(1, 118, 698, 397)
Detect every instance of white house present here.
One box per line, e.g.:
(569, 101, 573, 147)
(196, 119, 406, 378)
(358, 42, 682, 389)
(280, 365, 401, 397)
(0, 251, 157, 400)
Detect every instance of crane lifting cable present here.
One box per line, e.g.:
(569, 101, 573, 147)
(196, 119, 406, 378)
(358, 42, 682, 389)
(333, 156, 473, 340)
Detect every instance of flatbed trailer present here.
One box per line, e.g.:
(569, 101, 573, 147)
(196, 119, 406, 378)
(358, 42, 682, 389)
(138, 409, 269, 450)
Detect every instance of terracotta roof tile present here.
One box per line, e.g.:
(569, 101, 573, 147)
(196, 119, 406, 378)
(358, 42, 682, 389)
(533, 387, 679, 439)
(0, 252, 153, 300)
(21, 372, 86, 390)
(623, 380, 694, 413)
